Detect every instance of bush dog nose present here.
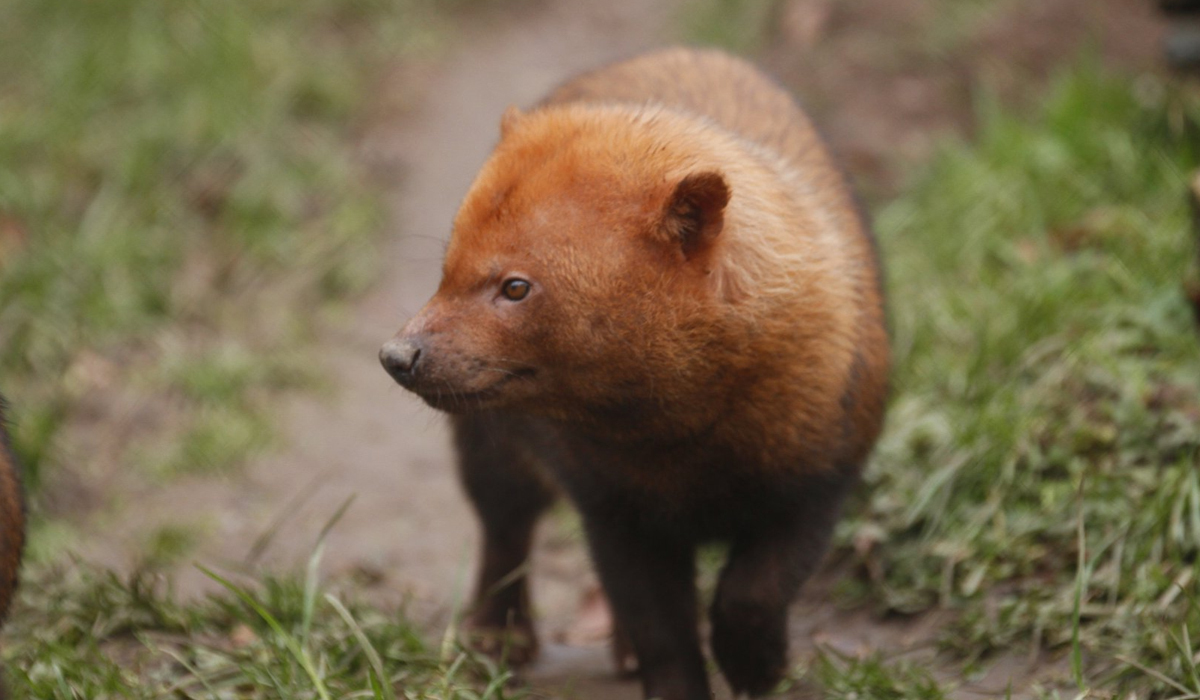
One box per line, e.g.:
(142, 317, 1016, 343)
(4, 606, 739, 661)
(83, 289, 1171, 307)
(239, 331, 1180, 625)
(379, 338, 422, 384)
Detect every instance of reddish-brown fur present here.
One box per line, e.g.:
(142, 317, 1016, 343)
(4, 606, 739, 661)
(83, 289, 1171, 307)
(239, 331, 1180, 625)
(0, 398, 26, 699)
(382, 48, 889, 700)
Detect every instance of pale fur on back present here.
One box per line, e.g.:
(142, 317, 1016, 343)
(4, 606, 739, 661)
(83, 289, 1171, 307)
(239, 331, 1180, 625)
(541, 48, 869, 308)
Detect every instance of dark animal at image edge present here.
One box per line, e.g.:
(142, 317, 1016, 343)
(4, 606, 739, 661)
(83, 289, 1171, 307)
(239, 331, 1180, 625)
(0, 399, 26, 700)
(380, 48, 889, 700)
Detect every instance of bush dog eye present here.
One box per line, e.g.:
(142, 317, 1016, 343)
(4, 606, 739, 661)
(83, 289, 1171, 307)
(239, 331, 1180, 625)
(380, 48, 889, 700)
(501, 278, 530, 301)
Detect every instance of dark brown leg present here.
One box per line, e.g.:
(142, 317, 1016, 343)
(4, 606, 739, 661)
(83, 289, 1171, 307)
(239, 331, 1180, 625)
(584, 520, 710, 700)
(453, 412, 557, 665)
(710, 472, 855, 696)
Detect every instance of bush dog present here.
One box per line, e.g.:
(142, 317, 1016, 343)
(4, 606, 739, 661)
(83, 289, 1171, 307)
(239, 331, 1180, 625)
(0, 399, 25, 699)
(380, 47, 889, 700)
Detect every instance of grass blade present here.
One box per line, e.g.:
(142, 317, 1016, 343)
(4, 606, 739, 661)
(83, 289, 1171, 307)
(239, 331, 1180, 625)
(326, 593, 397, 700)
(198, 565, 332, 700)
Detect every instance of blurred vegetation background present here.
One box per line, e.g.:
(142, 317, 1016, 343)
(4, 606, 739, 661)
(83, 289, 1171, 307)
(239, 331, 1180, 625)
(1, 0, 1198, 698)
(0, 0, 445, 495)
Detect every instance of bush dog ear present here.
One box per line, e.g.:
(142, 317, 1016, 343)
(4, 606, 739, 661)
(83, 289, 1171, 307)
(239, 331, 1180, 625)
(500, 105, 524, 138)
(662, 171, 730, 260)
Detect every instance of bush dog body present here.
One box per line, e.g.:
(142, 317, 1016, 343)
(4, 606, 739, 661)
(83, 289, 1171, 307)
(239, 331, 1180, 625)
(0, 399, 26, 699)
(381, 48, 888, 700)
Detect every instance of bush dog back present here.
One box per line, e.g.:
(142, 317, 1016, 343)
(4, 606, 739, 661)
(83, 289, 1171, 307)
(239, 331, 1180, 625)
(381, 48, 889, 700)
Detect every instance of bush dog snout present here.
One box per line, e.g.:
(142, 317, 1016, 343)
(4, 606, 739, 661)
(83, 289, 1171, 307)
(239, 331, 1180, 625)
(378, 338, 421, 384)
(381, 47, 889, 700)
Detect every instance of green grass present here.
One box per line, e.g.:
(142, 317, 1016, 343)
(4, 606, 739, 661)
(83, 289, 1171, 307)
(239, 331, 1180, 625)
(811, 651, 949, 700)
(5, 560, 522, 699)
(8, 498, 521, 698)
(0, 0, 438, 490)
(830, 65, 1200, 696)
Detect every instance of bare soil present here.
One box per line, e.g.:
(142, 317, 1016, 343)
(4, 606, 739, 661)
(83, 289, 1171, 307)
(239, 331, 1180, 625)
(63, 0, 1167, 698)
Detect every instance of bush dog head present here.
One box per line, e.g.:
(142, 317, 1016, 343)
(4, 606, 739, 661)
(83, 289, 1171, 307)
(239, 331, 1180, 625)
(382, 103, 860, 448)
